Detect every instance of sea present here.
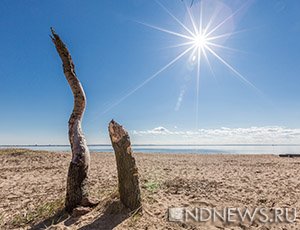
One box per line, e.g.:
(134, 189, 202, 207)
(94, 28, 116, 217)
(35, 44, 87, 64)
(1, 144, 300, 155)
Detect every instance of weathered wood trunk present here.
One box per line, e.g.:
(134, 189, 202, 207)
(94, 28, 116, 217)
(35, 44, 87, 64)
(108, 120, 142, 211)
(50, 28, 92, 212)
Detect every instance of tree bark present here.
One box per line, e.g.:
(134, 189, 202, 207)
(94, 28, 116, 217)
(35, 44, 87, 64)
(50, 28, 92, 212)
(108, 120, 142, 211)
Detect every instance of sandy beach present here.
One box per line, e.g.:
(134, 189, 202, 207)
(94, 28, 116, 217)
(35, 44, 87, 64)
(1, 148, 300, 229)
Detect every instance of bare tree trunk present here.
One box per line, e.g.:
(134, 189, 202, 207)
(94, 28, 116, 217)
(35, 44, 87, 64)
(108, 120, 142, 211)
(50, 28, 93, 212)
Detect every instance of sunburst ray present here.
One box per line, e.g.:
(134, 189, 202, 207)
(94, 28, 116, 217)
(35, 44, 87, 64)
(184, 0, 198, 35)
(137, 21, 194, 40)
(155, 0, 195, 37)
(205, 2, 249, 37)
(206, 41, 244, 53)
(204, 44, 259, 92)
(102, 45, 195, 114)
(100, 0, 259, 126)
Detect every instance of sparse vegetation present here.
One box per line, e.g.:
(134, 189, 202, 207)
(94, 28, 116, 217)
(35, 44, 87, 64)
(144, 181, 160, 193)
(0, 148, 29, 155)
(0, 148, 49, 156)
(10, 197, 65, 228)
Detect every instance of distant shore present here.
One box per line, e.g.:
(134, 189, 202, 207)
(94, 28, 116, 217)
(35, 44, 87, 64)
(1, 144, 300, 154)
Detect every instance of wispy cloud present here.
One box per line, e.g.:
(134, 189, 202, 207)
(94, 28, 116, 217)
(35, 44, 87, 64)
(133, 126, 172, 135)
(131, 126, 300, 144)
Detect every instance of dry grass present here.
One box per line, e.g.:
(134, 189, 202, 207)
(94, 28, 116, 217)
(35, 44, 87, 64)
(0, 148, 51, 156)
(0, 148, 29, 155)
(9, 197, 65, 228)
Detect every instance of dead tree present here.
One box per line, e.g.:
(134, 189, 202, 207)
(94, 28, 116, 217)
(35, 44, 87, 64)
(50, 28, 94, 212)
(108, 120, 142, 211)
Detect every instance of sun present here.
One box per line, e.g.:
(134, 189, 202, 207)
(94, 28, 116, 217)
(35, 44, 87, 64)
(102, 0, 259, 122)
(193, 34, 207, 49)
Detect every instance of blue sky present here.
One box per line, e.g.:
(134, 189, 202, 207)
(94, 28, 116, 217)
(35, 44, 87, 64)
(0, 0, 300, 145)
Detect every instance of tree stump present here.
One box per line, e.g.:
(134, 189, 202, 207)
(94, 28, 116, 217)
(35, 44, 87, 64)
(108, 120, 142, 211)
(50, 28, 94, 212)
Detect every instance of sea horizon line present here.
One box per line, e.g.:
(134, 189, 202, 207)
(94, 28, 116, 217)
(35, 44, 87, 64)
(1, 144, 300, 147)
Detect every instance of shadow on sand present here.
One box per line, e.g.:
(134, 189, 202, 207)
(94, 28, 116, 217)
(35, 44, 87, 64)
(29, 209, 69, 230)
(29, 199, 131, 230)
(79, 200, 131, 230)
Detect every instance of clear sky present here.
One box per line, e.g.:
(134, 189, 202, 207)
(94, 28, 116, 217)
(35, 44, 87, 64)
(0, 0, 300, 145)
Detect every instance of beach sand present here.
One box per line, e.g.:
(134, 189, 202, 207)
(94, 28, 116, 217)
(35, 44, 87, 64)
(1, 148, 300, 229)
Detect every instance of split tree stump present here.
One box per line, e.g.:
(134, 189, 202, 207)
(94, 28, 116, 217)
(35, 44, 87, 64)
(108, 120, 142, 211)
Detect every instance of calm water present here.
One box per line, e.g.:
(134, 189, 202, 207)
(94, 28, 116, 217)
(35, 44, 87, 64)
(1, 145, 300, 154)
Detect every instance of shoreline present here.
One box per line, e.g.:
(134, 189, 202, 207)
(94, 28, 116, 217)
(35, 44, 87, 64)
(2, 145, 300, 155)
